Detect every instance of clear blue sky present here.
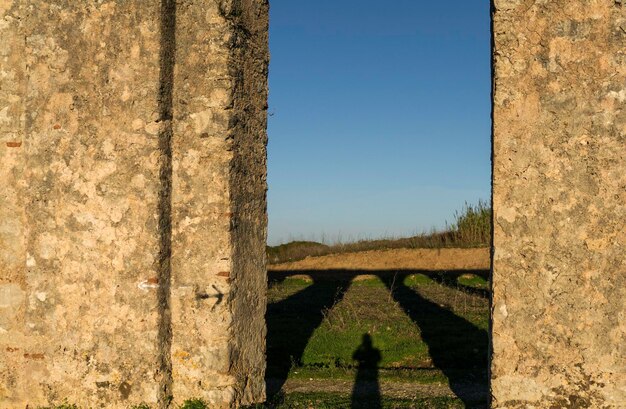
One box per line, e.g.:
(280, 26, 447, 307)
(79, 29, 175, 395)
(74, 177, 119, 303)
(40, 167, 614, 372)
(267, 1, 491, 245)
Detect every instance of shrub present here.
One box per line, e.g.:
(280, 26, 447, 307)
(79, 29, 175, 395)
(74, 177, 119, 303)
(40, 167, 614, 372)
(450, 200, 491, 247)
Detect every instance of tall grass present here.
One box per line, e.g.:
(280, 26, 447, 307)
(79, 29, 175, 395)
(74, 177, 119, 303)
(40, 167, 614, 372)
(268, 201, 492, 264)
(449, 200, 491, 247)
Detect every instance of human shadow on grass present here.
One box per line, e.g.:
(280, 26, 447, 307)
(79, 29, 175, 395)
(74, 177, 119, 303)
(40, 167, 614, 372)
(351, 333, 382, 409)
(268, 269, 489, 406)
(265, 275, 352, 396)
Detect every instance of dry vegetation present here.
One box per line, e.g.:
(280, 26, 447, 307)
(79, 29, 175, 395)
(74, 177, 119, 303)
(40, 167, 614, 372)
(267, 201, 491, 264)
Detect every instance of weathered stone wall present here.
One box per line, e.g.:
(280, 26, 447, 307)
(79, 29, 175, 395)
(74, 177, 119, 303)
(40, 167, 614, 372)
(0, 0, 268, 407)
(492, 1, 625, 407)
(168, 0, 269, 405)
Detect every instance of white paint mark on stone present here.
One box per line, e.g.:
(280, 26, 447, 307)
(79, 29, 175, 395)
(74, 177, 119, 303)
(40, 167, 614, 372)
(138, 280, 159, 292)
(35, 292, 47, 302)
(173, 285, 194, 297)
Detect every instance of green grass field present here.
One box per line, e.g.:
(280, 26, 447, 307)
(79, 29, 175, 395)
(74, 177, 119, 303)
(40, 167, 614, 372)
(245, 393, 471, 409)
(260, 269, 490, 408)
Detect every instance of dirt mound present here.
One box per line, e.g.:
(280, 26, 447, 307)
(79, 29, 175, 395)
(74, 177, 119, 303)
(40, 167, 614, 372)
(269, 247, 490, 272)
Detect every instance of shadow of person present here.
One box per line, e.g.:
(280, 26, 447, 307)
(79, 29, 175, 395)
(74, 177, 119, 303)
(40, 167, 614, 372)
(351, 333, 382, 409)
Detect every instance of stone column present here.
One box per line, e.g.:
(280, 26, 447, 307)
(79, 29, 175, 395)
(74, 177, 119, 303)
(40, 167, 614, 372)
(0, 0, 268, 407)
(492, 1, 625, 407)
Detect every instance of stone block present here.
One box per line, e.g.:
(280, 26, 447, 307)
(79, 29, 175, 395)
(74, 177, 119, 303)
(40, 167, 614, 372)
(0, 1, 268, 407)
(492, 1, 626, 407)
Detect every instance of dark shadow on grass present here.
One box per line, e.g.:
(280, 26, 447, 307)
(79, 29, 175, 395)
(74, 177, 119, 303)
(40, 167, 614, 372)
(267, 269, 489, 406)
(378, 273, 489, 407)
(351, 333, 382, 409)
(266, 276, 352, 397)
(269, 268, 490, 298)
(429, 270, 490, 299)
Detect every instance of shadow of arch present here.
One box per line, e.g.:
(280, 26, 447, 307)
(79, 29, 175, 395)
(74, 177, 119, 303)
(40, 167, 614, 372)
(270, 268, 490, 299)
(265, 276, 352, 396)
(265, 268, 489, 404)
(429, 270, 490, 299)
(378, 273, 489, 407)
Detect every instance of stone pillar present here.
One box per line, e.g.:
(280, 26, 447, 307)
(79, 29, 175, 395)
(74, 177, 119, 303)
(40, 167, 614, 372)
(492, 1, 625, 408)
(0, 0, 268, 407)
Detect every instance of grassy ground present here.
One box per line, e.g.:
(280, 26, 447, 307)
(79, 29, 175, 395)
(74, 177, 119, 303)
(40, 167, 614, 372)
(261, 269, 490, 408)
(268, 201, 491, 264)
(245, 393, 471, 408)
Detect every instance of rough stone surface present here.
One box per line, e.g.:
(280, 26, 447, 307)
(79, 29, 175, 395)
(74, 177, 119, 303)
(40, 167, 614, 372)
(0, 0, 268, 407)
(492, 1, 626, 408)
(169, 0, 269, 406)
